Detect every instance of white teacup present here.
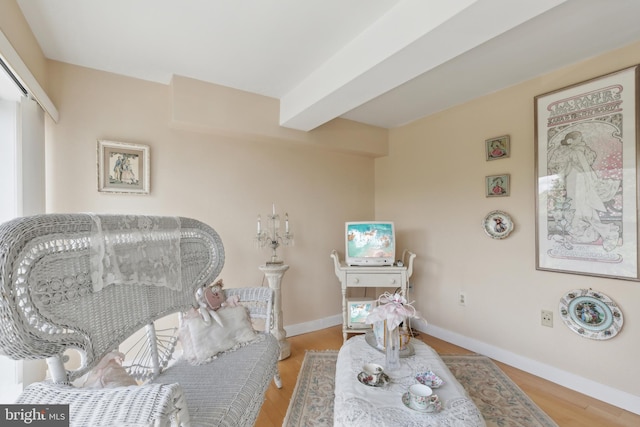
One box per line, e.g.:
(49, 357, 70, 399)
(362, 363, 384, 384)
(408, 383, 432, 411)
(424, 394, 442, 413)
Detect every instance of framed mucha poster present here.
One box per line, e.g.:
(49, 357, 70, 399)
(97, 140, 150, 194)
(534, 65, 639, 280)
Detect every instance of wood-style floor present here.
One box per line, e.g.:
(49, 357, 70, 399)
(255, 325, 638, 427)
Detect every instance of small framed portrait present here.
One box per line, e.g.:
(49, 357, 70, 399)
(486, 174, 510, 197)
(485, 135, 510, 160)
(97, 140, 150, 194)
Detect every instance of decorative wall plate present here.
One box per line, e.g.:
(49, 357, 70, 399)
(482, 210, 514, 239)
(559, 289, 623, 340)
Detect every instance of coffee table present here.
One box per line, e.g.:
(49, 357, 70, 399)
(333, 335, 486, 427)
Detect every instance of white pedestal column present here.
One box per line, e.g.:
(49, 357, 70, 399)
(259, 263, 291, 360)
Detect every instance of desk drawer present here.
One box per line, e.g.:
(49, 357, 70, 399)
(346, 273, 402, 287)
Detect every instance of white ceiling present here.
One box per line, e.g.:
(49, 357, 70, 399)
(16, 0, 640, 131)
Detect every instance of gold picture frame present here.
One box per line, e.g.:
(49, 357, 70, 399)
(97, 140, 150, 194)
(485, 135, 510, 160)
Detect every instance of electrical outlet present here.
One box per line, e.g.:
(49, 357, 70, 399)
(458, 292, 467, 306)
(541, 310, 553, 327)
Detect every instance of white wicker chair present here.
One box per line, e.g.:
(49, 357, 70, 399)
(0, 214, 280, 427)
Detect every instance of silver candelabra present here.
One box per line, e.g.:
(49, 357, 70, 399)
(255, 204, 294, 264)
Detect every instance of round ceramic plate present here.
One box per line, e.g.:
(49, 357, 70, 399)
(559, 289, 623, 340)
(482, 210, 514, 239)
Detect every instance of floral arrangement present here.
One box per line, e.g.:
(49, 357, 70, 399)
(365, 291, 423, 330)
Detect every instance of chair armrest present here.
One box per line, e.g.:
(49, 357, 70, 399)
(16, 381, 190, 427)
(225, 287, 274, 333)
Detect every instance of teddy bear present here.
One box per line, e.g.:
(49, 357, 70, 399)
(195, 279, 240, 326)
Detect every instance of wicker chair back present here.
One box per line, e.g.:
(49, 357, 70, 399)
(0, 214, 224, 381)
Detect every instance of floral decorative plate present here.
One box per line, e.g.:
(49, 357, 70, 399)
(482, 210, 514, 239)
(415, 371, 444, 388)
(559, 289, 623, 340)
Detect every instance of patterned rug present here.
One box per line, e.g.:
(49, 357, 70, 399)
(283, 351, 558, 427)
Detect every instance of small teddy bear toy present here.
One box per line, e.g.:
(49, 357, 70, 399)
(195, 279, 241, 326)
(203, 279, 226, 311)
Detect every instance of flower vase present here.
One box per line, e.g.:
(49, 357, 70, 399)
(385, 324, 401, 372)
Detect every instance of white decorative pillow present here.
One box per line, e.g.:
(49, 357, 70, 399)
(179, 305, 257, 365)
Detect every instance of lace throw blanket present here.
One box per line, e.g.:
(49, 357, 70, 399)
(333, 335, 485, 427)
(89, 214, 182, 292)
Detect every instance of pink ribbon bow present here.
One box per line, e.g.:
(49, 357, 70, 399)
(366, 291, 421, 331)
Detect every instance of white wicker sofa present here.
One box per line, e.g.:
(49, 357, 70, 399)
(0, 214, 281, 426)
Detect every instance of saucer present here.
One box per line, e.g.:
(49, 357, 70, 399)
(415, 370, 444, 388)
(357, 371, 389, 387)
(401, 392, 442, 413)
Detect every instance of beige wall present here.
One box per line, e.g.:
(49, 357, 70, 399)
(0, 0, 47, 92)
(378, 42, 640, 402)
(44, 60, 381, 327)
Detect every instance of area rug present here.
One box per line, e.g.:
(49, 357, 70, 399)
(283, 351, 558, 427)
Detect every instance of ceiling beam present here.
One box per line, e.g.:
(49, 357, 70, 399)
(279, 0, 566, 131)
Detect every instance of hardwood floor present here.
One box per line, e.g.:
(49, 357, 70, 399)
(255, 325, 639, 426)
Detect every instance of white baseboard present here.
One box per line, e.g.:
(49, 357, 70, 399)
(411, 319, 640, 416)
(284, 314, 342, 337)
(284, 314, 640, 416)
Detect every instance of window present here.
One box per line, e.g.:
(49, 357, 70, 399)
(0, 66, 23, 401)
(0, 64, 46, 401)
(0, 62, 22, 223)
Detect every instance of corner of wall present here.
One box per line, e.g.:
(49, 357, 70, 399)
(168, 74, 389, 157)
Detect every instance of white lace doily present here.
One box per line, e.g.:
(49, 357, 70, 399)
(89, 214, 182, 292)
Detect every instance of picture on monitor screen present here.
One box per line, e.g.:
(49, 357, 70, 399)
(346, 222, 395, 265)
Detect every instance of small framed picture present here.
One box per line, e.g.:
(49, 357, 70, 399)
(97, 140, 150, 194)
(486, 174, 510, 197)
(485, 135, 510, 160)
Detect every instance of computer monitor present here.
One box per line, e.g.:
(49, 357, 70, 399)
(345, 221, 395, 266)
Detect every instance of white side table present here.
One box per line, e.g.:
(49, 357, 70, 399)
(331, 250, 416, 342)
(259, 263, 291, 360)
